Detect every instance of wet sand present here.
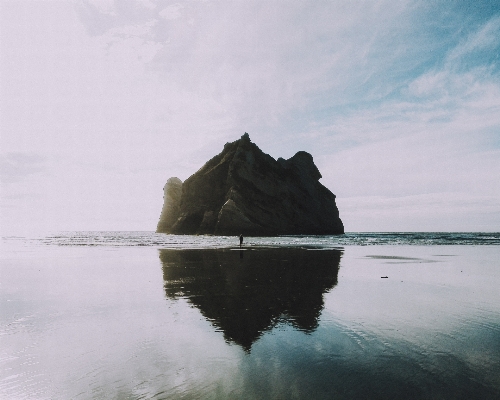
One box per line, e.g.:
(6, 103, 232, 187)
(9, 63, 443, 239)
(1, 243, 499, 399)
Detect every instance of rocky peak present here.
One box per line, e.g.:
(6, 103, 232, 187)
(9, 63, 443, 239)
(278, 151, 322, 181)
(240, 132, 251, 142)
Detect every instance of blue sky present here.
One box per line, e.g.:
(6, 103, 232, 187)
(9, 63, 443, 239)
(1, 0, 499, 234)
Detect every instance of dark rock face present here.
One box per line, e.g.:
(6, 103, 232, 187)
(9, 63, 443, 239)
(156, 133, 344, 235)
(157, 177, 183, 234)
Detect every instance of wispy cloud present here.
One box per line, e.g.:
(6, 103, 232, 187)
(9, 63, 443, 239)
(445, 15, 500, 69)
(0, 153, 46, 184)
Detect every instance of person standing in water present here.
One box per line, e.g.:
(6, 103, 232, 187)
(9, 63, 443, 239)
(239, 234, 243, 247)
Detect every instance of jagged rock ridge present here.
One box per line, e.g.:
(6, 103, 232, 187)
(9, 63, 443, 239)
(157, 133, 344, 235)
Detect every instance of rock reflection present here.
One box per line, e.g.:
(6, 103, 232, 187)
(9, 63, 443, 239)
(159, 247, 342, 351)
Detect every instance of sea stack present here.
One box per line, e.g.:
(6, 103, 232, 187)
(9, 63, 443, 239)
(156, 133, 344, 235)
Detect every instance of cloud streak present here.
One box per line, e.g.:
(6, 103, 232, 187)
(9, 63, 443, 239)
(0, 153, 46, 184)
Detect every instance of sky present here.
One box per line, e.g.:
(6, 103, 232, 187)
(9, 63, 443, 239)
(1, 0, 500, 234)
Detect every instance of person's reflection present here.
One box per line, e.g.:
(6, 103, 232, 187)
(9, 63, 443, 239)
(159, 247, 342, 352)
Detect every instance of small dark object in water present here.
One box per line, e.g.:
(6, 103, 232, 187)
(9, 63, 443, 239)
(239, 234, 243, 247)
(381, 276, 388, 278)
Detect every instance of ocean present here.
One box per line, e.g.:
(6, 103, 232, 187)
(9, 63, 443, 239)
(1, 232, 500, 399)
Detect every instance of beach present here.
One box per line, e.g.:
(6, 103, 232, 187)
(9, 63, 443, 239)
(1, 233, 499, 399)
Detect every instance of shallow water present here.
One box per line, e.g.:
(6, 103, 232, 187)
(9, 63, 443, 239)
(1, 234, 500, 399)
(8, 230, 500, 247)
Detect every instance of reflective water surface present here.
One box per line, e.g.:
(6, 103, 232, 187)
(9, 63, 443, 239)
(160, 248, 341, 351)
(1, 237, 500, 399)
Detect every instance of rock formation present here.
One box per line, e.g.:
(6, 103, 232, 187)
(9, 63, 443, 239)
(156, 133, 344, 235)
(156, 177, 182, 233)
